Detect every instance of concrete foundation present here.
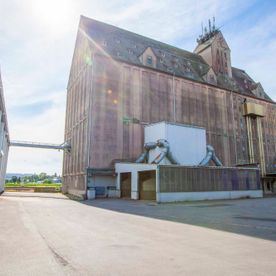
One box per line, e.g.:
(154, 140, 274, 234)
(157, 190, 263, 203)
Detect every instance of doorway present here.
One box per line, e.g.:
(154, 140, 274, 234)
(121, 172, 131, 198)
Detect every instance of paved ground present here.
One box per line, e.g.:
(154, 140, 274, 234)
(0, 192, 276, 275)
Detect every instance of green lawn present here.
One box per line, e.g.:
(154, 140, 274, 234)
(5, 182, 62, 188)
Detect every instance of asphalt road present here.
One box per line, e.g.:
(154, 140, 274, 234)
(1, 192, 276, 275)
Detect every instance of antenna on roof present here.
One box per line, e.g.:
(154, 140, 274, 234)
(201, 22, 204, 36)
(208, 19, 211, 33)
(212, 17, 216, 31)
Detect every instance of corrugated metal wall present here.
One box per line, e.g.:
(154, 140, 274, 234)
(159, 166, 261, 192)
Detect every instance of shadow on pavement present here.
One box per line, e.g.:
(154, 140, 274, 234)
(81, 197, 276, 242)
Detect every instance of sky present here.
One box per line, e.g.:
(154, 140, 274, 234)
(0, 0, 276, 175)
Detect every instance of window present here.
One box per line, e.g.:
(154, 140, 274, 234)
(147, 55, 153, 65)
(209, 75, 215, 83)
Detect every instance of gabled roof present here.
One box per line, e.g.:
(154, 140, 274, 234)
(80, 16, 209, 81)
(231, 67, 272, 101)
(80, 16, 272, 102)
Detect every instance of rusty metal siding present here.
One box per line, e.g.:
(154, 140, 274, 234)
(62, 31, 92, 195)
(63, 32, 276, 194)
(86, 54, 276, 172)
(159, 166, 260, 193)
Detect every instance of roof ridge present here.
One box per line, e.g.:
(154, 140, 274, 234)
(80, 15, 207, 65)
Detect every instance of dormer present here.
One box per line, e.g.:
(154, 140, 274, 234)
(194, 21, 232, 78)
(202, 67, 217, 85)
(139, 47, 156, 68)
(252, 83, 266, 99)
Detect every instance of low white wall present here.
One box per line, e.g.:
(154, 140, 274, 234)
(157, 190, 263, 203)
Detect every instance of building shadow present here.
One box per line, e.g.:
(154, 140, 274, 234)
(81, 197, 276, 242)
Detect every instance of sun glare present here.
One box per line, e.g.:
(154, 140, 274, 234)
(29, 0, 76, 33)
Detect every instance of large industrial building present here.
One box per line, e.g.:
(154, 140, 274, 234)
(0, 71, 10, 194)
(63, 16, 276, 200)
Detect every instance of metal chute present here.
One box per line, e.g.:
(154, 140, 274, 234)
(199, 145, 222, 166)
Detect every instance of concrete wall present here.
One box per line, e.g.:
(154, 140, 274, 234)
(0, 72, 9, 194)
(157, 191, 263, 203)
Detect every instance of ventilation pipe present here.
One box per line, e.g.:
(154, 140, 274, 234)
(136, 139, 178, 165)
(199, 145, 222, 166)
(135, 142, 156, 163)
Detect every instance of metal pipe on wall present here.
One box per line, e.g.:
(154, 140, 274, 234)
(246, 116, 254, 163)
(257, 117, 266, 175)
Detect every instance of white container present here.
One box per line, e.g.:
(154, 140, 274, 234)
(144, 122, 206, 165)
(87, 188, 96, 200)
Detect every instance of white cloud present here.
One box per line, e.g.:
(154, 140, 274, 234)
(1, 0, 275, 174)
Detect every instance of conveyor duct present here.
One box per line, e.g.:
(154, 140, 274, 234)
(136, 139, 179, 164)
(199, 145, 222, 166)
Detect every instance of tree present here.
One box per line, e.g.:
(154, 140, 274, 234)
(38, 172, 47, 181)
(11, 176, 17, 183)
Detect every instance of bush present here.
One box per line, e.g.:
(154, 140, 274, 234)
(43, 179, 52, 184)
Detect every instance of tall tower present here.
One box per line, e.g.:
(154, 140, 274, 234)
(194, 19, 232, 78)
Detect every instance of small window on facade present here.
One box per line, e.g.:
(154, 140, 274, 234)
(209, 75, 215, 83)
(147, 55, 153, 65)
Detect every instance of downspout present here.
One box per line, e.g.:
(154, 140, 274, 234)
(256, 116, 266, 176)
